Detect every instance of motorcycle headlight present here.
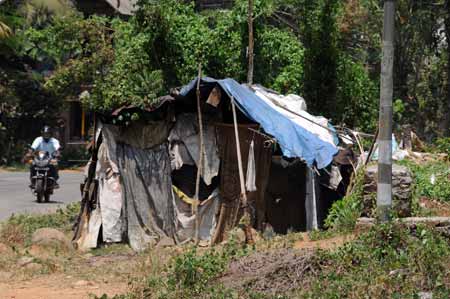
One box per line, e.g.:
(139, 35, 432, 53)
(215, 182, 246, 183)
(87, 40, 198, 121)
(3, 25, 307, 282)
(38, 152, 46, 159)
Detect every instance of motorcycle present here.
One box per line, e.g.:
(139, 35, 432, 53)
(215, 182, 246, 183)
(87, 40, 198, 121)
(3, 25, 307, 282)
(28, 151, 58, 203)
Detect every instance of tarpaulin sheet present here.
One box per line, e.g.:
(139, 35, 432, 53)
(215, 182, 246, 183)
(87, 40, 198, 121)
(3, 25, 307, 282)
(117, 142, 177, 251)
(96, 140, 123, 243)
(180, 77, 338, 169)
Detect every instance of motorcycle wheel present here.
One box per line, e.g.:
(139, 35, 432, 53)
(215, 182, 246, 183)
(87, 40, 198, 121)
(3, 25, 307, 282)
(36, 192, 43, 203)
(35, 180, 44, 203)
(44, 193, 50, 203)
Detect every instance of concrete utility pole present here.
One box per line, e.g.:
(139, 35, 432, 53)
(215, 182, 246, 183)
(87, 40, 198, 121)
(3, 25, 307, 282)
(377, 0, 395, 222)
(247, 0, 254, 84)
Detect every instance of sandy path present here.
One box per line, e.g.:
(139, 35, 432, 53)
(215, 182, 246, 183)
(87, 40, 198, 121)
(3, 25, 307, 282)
(0, 275, 127, 299)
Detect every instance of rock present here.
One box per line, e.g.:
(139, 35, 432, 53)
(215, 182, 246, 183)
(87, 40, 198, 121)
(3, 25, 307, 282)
(418, 292, 433, 299)
(24, 262, 43, 272)
(31, 228, 73, 250)
(156, 237, 175, 248)
(0, 271, 13, 281)
(28, 244, 51, 259)
(73, 280, 95, 287)
(363, 164, 413, 217)
(0, 243, 14, 256)
(17, 256, 34, 267)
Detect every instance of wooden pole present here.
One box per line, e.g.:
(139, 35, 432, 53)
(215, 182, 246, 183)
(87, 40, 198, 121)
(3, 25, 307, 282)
(377, 0, 395, 222)
(194, 65, 204, 243)
(247, 0, 254, 84)
(231, 98, 254, 244)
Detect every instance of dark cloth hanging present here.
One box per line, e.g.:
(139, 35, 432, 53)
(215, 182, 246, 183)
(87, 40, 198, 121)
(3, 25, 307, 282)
(212, 123, 272, 244)
(117, 142, 177, 251)
(265, 158, 307, 234)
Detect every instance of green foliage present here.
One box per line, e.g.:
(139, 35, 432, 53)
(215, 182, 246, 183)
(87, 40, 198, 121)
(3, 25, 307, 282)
(400, 160, 450, 203)
(434, 137, 450, 158)
(168, 247, 229, 294)
(335, 54, 378, 132)
(296, 223, 450, 298)
(21, 14, 114, 101)
(255, 26, 304, 94)
(90, 18, 164, 111)
(301, 0, 341, 118)
(324, 167, 365, 232)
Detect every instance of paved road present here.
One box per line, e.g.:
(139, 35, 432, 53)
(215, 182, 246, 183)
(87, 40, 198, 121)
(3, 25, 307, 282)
(0, 171, 83, 221)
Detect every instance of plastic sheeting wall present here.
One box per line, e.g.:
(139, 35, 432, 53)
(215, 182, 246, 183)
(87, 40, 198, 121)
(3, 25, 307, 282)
(117, 143, 177, 251)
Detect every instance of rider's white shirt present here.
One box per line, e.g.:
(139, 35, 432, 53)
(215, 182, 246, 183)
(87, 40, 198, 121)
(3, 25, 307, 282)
(31, 137, 61, 156)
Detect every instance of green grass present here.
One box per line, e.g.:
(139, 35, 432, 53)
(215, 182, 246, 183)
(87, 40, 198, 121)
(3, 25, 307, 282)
(0, 202, 80, 246)
(293, 223, 450, 299)
(399, 159, 450, 203)
(99, 223, 450, 299)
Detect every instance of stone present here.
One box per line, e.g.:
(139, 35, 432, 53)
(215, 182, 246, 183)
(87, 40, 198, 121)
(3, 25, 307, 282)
(0, 243, 14, 256)
(363, 164, 413, 217)
(24, 262, 43, 272)
(156, 237, 175, 248)
(418, 292, 433, 299)
(0, 271, 13, 281)
(28, 244, 51, 259)
(31, 228, 73, 250)
(17, 256, 34, 267)
(73, 280, 95, 287)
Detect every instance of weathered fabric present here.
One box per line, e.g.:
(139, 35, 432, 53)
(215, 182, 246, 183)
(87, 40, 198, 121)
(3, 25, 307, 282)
(305, 167, 320, 231)
(212, 124, 272, 244)
(246, 140, 257, 192)
(117, 143, 177, 251)
(96, 141, 123, 243)
(168, 113, 220, 185)
(106, 121, 171, 150)
(174, 187, 220, 242)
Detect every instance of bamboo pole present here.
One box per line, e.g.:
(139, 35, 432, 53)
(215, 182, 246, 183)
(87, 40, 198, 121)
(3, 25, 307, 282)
(194, 65, 204, 244)
(231, 98, 254, 244)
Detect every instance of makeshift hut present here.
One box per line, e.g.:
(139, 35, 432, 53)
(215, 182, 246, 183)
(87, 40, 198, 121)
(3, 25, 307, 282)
(73, 77, 353, 251)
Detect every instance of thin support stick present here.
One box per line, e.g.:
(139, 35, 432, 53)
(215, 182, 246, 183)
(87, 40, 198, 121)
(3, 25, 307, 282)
(194, 65, 204, 244)
(231, 98, 254, 244)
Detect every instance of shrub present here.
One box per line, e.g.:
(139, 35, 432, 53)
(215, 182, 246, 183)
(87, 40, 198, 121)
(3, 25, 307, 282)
(297, 223, 450, 298)
(434, 137, 450, 158)
(0, 202, 80, 246)
(400, 160, 450, 203)
(324, 167, 365, 232)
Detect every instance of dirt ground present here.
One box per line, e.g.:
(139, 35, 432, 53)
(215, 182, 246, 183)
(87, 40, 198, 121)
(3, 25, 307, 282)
(293, 233, 354, 250)
(419, 197, 450, 217)
(220, 247, 318, 295)
(0, 276, 127, 299)
(0, 246, 140, 299)
(0, 230, 357, 299)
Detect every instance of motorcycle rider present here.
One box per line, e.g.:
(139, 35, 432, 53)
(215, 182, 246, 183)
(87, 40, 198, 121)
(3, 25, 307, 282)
(26, 126, 61, 188)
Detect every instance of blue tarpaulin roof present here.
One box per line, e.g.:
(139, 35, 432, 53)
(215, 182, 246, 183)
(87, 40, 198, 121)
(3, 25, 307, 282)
(180, 77, 338, 169)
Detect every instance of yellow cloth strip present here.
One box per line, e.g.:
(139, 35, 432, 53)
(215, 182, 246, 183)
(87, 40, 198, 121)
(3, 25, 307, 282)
(172, 185, 200, 206)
